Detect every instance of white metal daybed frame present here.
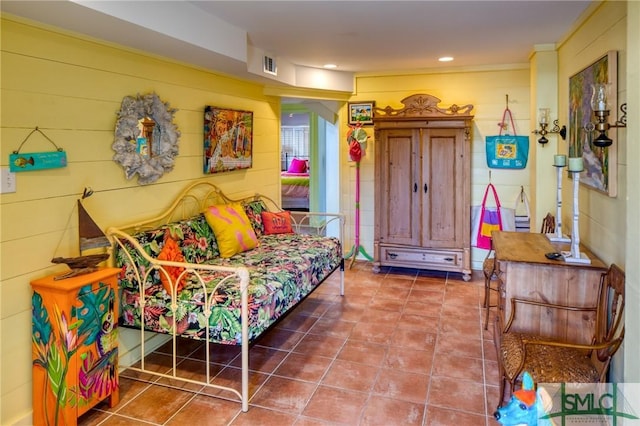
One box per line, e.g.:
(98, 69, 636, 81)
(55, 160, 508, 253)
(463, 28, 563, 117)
(106, 180, 344, 412)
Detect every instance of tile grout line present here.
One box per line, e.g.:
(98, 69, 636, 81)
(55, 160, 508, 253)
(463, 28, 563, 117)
(322, 265, 391, 425)
(252, 292, 349, 418)
(422, 271, 447, 426)
(479, 277, 492, 426)
(357, 267, 413, 425)
(295, 268, 380, 423)
(82, 266, 497, 425)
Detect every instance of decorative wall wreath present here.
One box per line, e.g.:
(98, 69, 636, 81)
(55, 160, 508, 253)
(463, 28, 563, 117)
(112, 93, 180, 185)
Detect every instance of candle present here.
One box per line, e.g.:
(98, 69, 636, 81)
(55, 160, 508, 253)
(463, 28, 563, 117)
(539, 108, 550, 125)
(553, 155, 567, 167)
(591, 83, 609, 112)
(568, 157, 584, 172)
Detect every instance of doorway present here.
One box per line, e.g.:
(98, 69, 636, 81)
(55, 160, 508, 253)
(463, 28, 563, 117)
(280, 102, 339, 216)
(281, 110, 311, 211)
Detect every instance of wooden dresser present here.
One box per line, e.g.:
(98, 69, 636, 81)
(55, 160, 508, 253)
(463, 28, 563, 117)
(493, 231, 607, 344)
(372, 94, 474, 280)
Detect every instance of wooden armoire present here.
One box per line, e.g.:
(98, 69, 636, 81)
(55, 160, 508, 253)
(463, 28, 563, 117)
(372, 94, 474, 280)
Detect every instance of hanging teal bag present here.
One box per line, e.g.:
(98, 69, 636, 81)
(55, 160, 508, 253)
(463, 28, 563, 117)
(486, 107, 529, 169)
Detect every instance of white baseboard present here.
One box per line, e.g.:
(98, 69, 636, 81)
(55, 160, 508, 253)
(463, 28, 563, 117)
(10, 413, 33, 426)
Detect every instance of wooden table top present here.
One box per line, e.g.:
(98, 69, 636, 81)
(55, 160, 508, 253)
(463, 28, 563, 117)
(492, 231, 607, 270)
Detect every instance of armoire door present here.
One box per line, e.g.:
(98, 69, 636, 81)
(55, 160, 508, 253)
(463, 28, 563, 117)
(420, 128, 465, 248)
(378, 128, 421, 246)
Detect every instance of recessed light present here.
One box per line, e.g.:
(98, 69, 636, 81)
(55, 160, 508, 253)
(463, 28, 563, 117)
(323, 64, 338, 69)
(438, 56, 454, 62)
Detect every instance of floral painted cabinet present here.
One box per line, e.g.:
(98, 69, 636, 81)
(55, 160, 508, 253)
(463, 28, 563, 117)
(31, 268, 120, 425)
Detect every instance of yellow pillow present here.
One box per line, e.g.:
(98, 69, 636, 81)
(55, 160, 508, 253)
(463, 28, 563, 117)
(204, 203, 258, 258)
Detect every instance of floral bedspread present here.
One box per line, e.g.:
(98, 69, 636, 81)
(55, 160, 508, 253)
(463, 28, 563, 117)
(114, 213, 341, 345)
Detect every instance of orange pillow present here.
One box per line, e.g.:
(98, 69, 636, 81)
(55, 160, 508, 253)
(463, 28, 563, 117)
(157, 236, 187, 294)
(261, 211, 294, 234)
(204, 204, 259, 258)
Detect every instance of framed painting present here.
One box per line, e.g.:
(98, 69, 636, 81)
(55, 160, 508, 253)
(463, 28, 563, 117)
(348, 101, 375, 125)
(568, 50, 617, 197)
(204, 106, 253, 174)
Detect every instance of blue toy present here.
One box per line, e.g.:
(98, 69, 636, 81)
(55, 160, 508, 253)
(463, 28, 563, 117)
(494, 372, 554, 425)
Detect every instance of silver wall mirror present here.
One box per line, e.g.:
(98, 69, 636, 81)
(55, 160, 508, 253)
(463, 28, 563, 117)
(112, 93, 180, 185)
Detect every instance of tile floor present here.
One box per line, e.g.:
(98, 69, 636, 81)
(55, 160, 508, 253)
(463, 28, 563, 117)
(79, 262, 502, 425)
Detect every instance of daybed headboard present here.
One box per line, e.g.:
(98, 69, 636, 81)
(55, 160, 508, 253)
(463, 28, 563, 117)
(109, 180, 281, 234)
(105, 179, 345, 269)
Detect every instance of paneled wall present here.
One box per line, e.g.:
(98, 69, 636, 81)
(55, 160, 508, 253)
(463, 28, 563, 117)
(557, 0, 628, 383)
(624, 0, 639, 383)
(557, 1, 627, 269)
(0, 16, 280, 423)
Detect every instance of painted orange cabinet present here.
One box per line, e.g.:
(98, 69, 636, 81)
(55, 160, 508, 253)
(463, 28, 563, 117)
(31, 268, 120, 425)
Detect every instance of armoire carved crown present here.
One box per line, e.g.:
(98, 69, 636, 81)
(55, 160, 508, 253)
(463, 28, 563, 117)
(373, 93, 474, 119)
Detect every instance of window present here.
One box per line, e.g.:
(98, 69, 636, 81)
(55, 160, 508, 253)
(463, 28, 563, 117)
(280, 125, 309, 171)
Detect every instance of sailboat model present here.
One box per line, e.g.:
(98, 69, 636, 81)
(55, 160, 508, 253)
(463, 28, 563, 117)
(51, 188, 110, 279)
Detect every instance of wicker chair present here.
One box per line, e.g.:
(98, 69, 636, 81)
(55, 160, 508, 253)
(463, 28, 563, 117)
(494, 264, 625, 407)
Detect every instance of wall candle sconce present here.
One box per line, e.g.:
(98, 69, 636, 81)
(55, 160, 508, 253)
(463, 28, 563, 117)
(533, 108, 566, 146)
(562, 157, 591, 264)
(587, 83, 627, 147)
(547, 155, 571, 243)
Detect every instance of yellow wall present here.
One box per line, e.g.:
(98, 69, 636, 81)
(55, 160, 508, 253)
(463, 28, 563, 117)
(556, 0, 628, 383)
(624, 0, 639, 383)
(0, 15, 280, 423)
(344, 68, 533, 268)
(557, 1, 627, 270)
(529, 46, 561, 229)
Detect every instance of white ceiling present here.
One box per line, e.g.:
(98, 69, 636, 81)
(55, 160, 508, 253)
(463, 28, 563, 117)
(192, 0, 593, 72)
(2, 0, 594, 89)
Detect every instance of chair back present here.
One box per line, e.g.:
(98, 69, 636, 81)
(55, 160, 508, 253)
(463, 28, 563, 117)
(483, 238, 498, 276)
(592, 264, 625, 378)
(540, 213, 555, 234)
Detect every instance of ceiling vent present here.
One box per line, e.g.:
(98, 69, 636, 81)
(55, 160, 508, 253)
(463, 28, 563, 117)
(263, 55, 277, 76)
